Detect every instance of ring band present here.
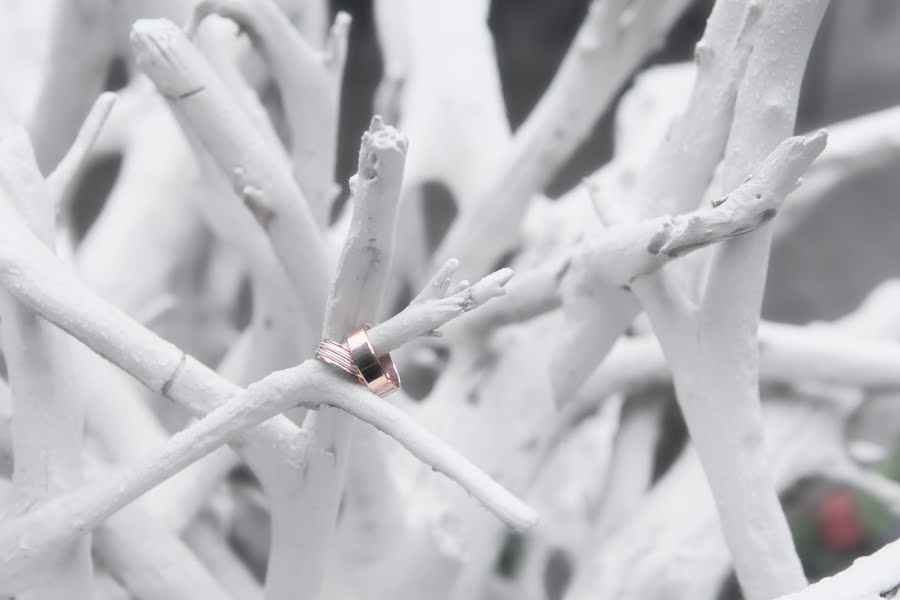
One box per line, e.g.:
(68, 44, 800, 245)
(314, 338, 360, 379)
(346, 324, 400, 398)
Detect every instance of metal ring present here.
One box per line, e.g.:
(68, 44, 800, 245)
(314, 338, 360, 379)
(346, 323, 401, 398)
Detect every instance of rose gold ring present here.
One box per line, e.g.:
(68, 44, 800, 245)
(346, 323, 400, 398)
(314, 338, 360, 379)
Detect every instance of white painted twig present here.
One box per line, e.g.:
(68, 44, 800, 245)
(369, 260, 514, 352)
(680, 1, 830, 597)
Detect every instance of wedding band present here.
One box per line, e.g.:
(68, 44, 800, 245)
(346, 324, 401, 398)
(314, 338, 360, 379)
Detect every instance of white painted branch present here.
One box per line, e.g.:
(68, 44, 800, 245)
(434, 0, 694, 280)
(632, 131, 827, 600)
(565, 136, 821, 293)
(0, 115, 92, 598)
(190, 1, 349, 227)
(131, 18, 332, 330)
(677, 2, 829, 596)
(322, 117, 408, 339)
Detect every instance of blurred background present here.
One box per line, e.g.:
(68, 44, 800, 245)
(3, 1, 900, 596)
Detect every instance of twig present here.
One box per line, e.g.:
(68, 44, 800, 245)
(368, 260, 514, 352)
